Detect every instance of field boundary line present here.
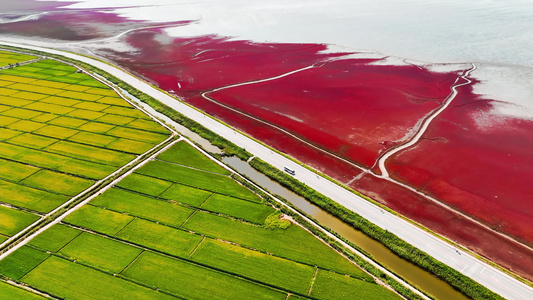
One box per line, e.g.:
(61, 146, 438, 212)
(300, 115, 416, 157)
(119, 250, 145, 275)
(56, 230, 84, 253)
(198, 194, 213, 209)
(180, 211, 197, 228)
(113, 217, 137, 237)
(187, 236, 205, 258)
(2, 279, 58, 299)
(18, 255, 51, 282)
(307, 267, 319, 295)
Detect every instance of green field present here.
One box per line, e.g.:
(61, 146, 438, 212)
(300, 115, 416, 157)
(21, 256, 174, 300)
(0, 246, 49, 280)
(29, 224, 81, 252)
(0, 52, 171, 242)
(191, 238, 316, 294)
(0, 280, 45, 299)
(0, 206, 40, 237)
(156, 141, 230, 175)
(123, 251, 287, 300)
(137, 160, 260, 201)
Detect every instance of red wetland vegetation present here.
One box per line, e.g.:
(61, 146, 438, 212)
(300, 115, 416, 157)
(3, 11, 533, 279)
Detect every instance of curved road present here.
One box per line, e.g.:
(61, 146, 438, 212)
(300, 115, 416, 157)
(3, 40, 532, 299)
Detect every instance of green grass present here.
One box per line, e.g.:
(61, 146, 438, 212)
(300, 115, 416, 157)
(0, 158, 40, 181)
(191, 238, 316, 295)
(7, 132, 58, 149)
(91, 188, 194, 227)
(115, 218, 202, 258)
(60, 232, 143, 274)
(123, 251, 287, 300)
(106, 126, 167, 143)
(156, 141, 230, 175)
(21, 256, 174, 300)
(182, 212, 369, 279)
(310, 269, 400, 300)
(46, 140, 135, 167)
(0, 206, 40, 237)
(29, 224, 81, 252)
(0, 280, 45, 299)
(0, 246, 49, 280)
(63, 205, 134, 236)
(116, 173, 173, 197)
(21, 169, 94, 196)
(201, 194, 276, 224)
(137, 160, 260, 201)
(0, 180, 69, 213)
(158, 183, 213, 206)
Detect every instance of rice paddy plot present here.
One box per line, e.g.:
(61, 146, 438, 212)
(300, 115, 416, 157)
(67, 131, 117, 147)
(158, 183, 213, 207)
(103, 106, 149, 119)
(91, 188, 194, 228)
(0, 180, 68, 213)
(116, 173, 173, 197)
(190, 238, 316, 294)
(7, 132, 58, 149)
(56, 90, 102, 102)
(96, 113, 134, 126)
(0, 128, 21, 141)
(63, 205, 134, 236)
(7, 120, 46, 132)
(0, 206, 40, 237)
(3, 107, 42, 119)
(21, 256, 174, 300)
(106, 138, 153, 155)
(0, 246, 49, 280)
(123, 251, 287, 300)
(125, 118, 169, 134)
(106, 126, 168, 144)
(84, 87, 118, 97)
(0, 158, 40, 182)
(40, 95, 81, 107)
(137, 160, 260, 201)
(8, 83, 63, 96)
(10, 91, 48, 101)
(0, 95, 34, 107)
(97, 96, 131, 107)
(65, 108, 105, 121)
(76, 122, 114, 134)
(115, 218, 202, 258)
(59, 232, 143, 274)
(0, 280, 45, 299)
(21, 170, 94, 196)
(182, 212, 368, 278)
(156, 141, 230, 175)
(0, 74, 37, 84)
(23, 101, 75, 115)
(31, 113, 57, 123)
(29, 224, 82, 252)
(33, 125, 78, 139)
(55, 159, 116, 180)
(0, 115, 20, 127)
(310, 269, 400, 300)
(200, 194, 275, 224)
(45, 140, 135, 167)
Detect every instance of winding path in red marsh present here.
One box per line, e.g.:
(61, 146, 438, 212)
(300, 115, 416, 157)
(375, 63, 477, 177)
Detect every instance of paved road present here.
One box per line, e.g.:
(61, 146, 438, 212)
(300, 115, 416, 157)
(3, 40, 532, 299)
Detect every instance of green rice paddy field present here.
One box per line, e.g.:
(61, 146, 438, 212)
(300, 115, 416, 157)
(0, 51, 399, 299)
(0, 51, 169, 243)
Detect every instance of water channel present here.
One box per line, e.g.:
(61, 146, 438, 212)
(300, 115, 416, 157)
(222, 156, 467, 300)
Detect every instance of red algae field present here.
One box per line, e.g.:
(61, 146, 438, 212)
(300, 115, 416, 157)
(2, 2, 533, 280)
